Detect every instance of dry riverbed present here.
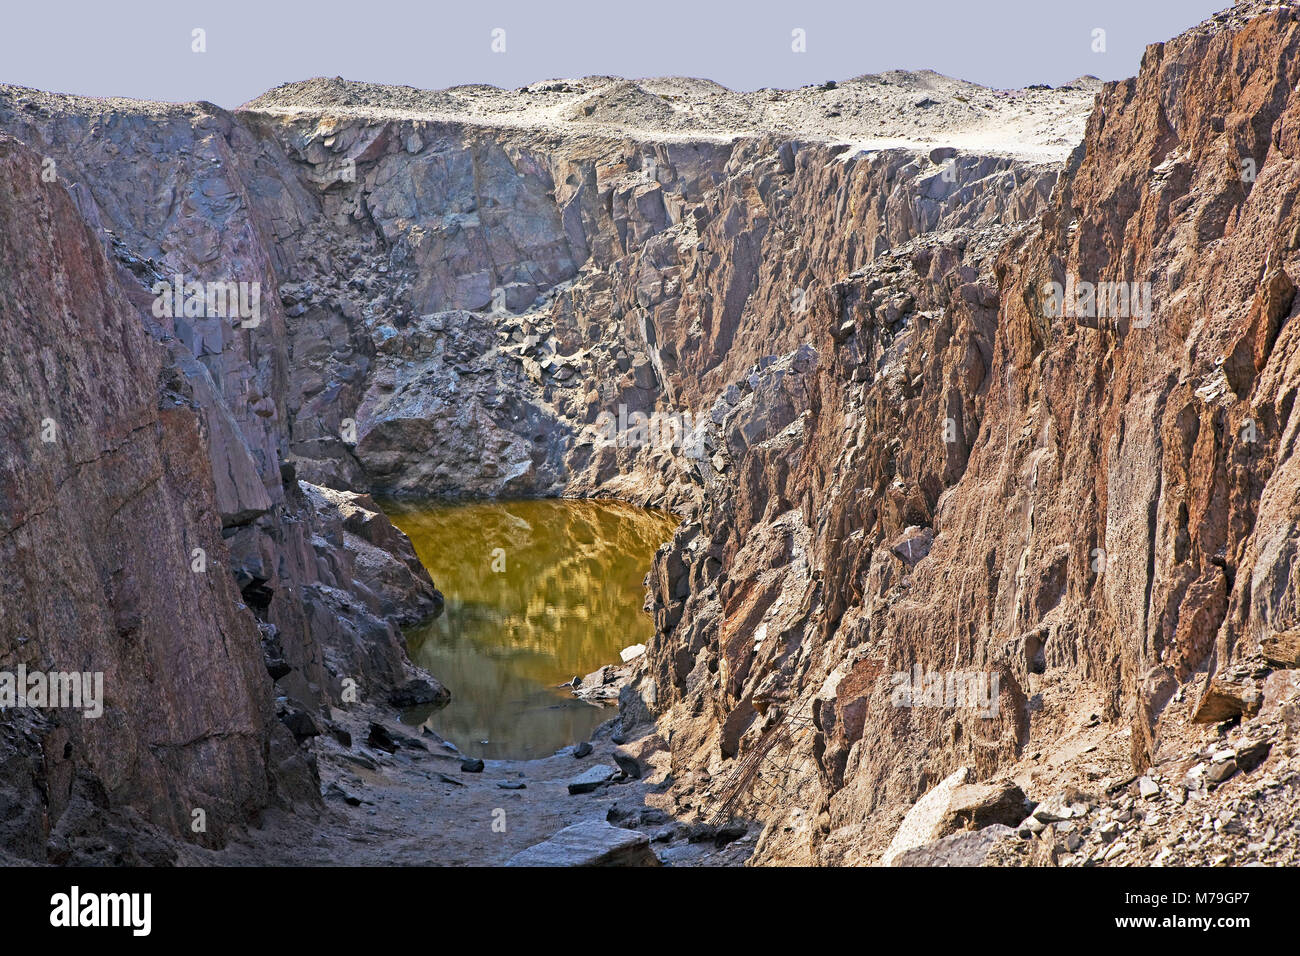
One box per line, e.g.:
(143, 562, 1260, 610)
(190, 696, 755, 866)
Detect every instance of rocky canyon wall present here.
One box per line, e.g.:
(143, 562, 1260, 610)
(3, 0, 1298, 867)
(0, 134, 281, 861)
(0, 111, 444, 861)
(0, 66, 1115, 863)
(637, 0, 1300, 864)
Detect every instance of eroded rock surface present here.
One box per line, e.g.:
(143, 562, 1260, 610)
(5, 2, 1300, 868)
(0, 134, 284, 861)
(633, 0, 1300, 866)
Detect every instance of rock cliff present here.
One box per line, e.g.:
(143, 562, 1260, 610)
(0, 133, 282, 861)
(638, 0, 1300, 865)
(3, 0, 1298, 866)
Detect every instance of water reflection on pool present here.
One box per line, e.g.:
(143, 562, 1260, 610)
(382, 498, 678, 760)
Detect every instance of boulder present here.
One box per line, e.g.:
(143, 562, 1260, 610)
(567, 764, 617, 794)
(1261, 629, 1300, 668)
(612, 751, 642, 779)
(889, 526, 935, 566)
(388, 678, 451, 709)
(881, 768, 1026, 865)
(881, 768, 970, 865)
(366, 723, 398, 753)
(942, 780, 1028, 831)
(505, 821, 659, 867)
(1193, 676, 1262, 723)
(889, 824, 1018, 866)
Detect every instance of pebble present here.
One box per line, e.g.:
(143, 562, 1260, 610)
(1032, 803, 1070, 823)
(1018, 815, 1047, 837)
(1207, 759, 1238, 784)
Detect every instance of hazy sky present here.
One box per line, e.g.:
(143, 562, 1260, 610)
(0, 0, 1229, 108)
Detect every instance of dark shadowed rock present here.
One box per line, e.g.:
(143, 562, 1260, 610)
(367, 723, 399, 753)
(277, 702, 321, 743)
(612, 751, 642, 779)
(388, 678, 451, 709)
(714, 822, 749, 847)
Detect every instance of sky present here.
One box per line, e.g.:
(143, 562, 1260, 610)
(0, 0, 1230, 108)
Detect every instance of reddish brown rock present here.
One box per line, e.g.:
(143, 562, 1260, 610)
(0, 134, 280, 860)
(636, 0, 1300, 863)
